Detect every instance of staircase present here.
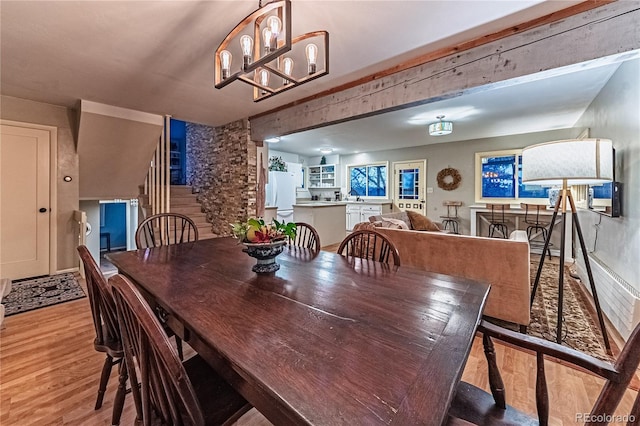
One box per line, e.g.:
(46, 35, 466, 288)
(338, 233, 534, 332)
(139, 185, 217, 240)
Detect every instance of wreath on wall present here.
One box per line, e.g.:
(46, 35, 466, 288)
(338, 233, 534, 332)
(437, 167, 462, 191)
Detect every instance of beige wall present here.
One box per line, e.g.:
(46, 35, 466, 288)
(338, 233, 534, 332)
(339, 127, 581, 235)
(1, 95, 79, 271)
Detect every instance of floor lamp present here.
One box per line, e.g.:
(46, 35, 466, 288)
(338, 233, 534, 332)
(522, 138, 612, 353)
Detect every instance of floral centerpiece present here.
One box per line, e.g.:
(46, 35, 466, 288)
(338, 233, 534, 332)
(231, 218, 297, 273)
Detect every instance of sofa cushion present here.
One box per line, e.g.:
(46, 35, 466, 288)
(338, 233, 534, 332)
(354, 222, 378, 231)
(349, 222, 379, 259)
(406, 211, 441, 232)
(378, 218, 409, 230)
(369, 211, 411, 228)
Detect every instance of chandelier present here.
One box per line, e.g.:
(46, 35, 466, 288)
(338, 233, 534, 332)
(428, 115, 453, 136)
(214, 0, 329, 102)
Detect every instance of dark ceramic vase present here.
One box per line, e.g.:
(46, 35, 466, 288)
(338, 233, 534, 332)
(243, 240, 287, 273)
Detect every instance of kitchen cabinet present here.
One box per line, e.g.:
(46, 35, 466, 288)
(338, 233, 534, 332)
(293, 203, 347, 246)
(346, 203, 387, 231)
(308, 164, 338, 188)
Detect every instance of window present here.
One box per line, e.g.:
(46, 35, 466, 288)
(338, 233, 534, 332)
(475, 150, 549, 203)
(348, 163, 388, 198)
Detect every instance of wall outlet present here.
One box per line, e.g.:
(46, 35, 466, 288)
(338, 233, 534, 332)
(426, 187, 434, 194)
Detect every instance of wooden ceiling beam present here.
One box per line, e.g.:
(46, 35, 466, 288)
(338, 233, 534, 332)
(250, 0, 624, 141)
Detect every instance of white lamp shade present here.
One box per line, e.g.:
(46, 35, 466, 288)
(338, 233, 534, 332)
(522, 138, 613, 185)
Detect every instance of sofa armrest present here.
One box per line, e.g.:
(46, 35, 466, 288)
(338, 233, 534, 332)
(509, 230, 528, 242)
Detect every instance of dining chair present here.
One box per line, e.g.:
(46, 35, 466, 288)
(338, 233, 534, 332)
(338, 229, 401, 266)
(135, 212, 199, 249)
(290, 222, 321, 252)
(77, 245, 133, 425)
(110, 274, 252, 426)
(447, 319, 640, 425)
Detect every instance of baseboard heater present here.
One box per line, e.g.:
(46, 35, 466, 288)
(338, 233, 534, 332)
(575, 254, 640, 341)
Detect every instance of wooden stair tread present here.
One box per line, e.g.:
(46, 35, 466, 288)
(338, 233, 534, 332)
(140, 185, 214, 239)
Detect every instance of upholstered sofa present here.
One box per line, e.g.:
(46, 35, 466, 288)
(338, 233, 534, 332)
(366, 213, 531, 329)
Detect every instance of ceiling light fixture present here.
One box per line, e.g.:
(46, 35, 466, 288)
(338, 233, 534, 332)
(214, 0, 329, 102)
(319, 148, 333, 154)
(428, 115, 453, 136)
(264, 136, 280, 143)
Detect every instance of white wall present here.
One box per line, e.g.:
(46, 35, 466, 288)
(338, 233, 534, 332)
(79, 200, 100, 264)
(339, 127, 581, 235)
(574, 59, 640, 293)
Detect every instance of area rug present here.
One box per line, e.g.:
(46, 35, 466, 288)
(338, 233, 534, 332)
(528, 259, 614, 363)
(4, 272, 85, 316)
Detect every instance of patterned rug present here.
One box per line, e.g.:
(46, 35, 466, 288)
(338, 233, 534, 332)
(4, 273, 86, 316)
(528, 259, 614, 362)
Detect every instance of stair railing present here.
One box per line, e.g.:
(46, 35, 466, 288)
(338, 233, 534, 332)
(143, 115, 172, 219)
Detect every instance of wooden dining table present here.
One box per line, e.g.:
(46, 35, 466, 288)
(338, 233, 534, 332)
(107, 237, 490, 426)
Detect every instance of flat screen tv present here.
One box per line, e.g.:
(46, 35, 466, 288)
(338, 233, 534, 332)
(588, 147, 621, 217)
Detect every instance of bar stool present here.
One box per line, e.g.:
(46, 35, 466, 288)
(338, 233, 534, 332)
(440, 201, 462, 234)
(521, 203, 553, 260)
(486, 204, 510, 238)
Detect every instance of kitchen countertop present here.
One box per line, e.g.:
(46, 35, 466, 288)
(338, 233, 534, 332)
(293, 202, 346, 207)
(295, 200, 392, 207)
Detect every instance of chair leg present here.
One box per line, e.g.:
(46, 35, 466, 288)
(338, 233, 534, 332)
(96, 355, 115, 410)
(112, 358, 127, 426)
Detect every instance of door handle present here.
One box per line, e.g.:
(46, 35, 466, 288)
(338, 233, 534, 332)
(39, 207, 48, 213)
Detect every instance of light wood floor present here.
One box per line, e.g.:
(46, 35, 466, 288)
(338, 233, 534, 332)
(1, 274, 637, 425)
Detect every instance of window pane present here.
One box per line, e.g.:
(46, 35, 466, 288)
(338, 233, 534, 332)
(349, 166, 367, 196)
(398, 168, 418, 200)
(349, 164, 387, 197)
(517, 155, 549, 199)
(481, 155, 515, 198)
(367, 165, 387, 197)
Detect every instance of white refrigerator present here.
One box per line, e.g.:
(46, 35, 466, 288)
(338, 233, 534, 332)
(266, 170, 297, 223)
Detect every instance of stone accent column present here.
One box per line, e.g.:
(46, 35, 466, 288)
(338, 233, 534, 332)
(186, 119, 257, 236)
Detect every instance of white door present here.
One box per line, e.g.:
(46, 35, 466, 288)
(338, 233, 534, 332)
(392, 160, 427, 215)
(1, 125, 51, 279)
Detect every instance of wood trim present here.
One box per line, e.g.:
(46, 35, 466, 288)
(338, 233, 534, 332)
(250, 0, 614, 121)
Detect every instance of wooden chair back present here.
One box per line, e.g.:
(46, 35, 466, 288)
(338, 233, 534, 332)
(110, 274, 205, 425)
(449, 319, 640, 426)
(135, 213, 199, 249)
(77, 245, 120, 349)
(442, 201, 463, 219)
(290, 222, 321, 252)
(338, 229, 401, 266)
(520, 203, 548, 225)
(486, 203, 510, 222)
